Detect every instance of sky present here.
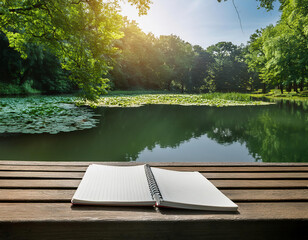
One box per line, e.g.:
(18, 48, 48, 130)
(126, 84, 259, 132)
(120, 0, 281, 48)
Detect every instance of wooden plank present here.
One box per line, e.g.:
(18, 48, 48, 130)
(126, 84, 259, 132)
(1, 165, 308, 172)
(222, 189, 308, 201)
(1, 220, 307, 240)
(0, 179, 81, 188)
(0, 179, 307, 189)
(1, 171, 307, 179)
(202, 172, 308, 180)
(1, 160, 308, 167)
(0, 171, 84, 179)
(0, 165, 87, 172)
(0, 189, 307, 202)
(0, 162, 307, 240)
(0, 201, 305, 238)
(0, 202, 307, 221)
(0, 189, 73, 202)
(211, 179, 308, 189)
(161, 166, 308, 172)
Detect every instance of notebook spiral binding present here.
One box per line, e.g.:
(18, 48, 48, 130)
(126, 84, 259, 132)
(144, 164, 163, 202)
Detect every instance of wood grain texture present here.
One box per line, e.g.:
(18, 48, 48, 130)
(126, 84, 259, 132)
(0, 220, 307, 240)
(202, 172, 308, 179)
(0, 189, 307, 202)
(1, 179, 308, 189)
(0, 165, 87, 172)
(211, 179, 308, 189)
(0, 202, 307, 221)
(0, 179, 81, 188)
(0, 162, 307, 240)
(1, 171, 308, 179)
(161, 166, 308, 172)
(1, 165, 308, 172)
(1, 160, 308, 166)
(222, 189, 308, 201)
(0, 171, 84, 179)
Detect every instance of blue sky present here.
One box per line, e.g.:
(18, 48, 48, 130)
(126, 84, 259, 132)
(120, 0, 281, 48)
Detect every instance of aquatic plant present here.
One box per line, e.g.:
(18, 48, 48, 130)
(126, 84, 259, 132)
(0, 96, 99, 134)
(81, 92, 272, 108)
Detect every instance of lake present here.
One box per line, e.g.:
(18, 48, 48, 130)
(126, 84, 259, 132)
(0, 100, 307, 162)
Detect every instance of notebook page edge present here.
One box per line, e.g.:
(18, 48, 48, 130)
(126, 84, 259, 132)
(72, 164, 153, 204)
(150, 167, 238, 210)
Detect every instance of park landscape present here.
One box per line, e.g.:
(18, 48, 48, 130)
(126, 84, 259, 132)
(0, 1, 308, 239)
(0, 0, 307, 163)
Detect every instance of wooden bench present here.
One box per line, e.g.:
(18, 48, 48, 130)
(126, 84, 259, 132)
(0, 161, 307, 240)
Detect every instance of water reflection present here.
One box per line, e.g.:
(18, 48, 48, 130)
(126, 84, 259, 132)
(0, 101, 307, 162)
(137, 135, 255, 162)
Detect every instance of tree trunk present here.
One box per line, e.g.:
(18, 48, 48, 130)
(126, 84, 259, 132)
(19, 67, 32, 86)
(262, 83, 266, 93)
(181, 81, 184, 93)
(300, 80, 304, 92)
(286, 83, 291, 92)
(167, 80, 172, 91)
(280, 84, 284, 94)
(293, 81, 298, 93)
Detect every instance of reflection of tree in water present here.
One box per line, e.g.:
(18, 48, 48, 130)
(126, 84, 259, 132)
(93, 105, 213, 161)
(0, 101, 306, 162)
(202, 101, 307, 162)
(242, 101, 308, 162)
(94, 102, 307, 162)
(0, 105, 214, 161)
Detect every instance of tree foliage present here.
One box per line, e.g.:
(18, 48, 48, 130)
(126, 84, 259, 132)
(206, 42, 254, 92)
(109, 20, 254, 93)
(1, 0, 306, 96)
(246, 0, 308, 93)
(0, 0, 151, 99)
(111, 19, 163, 90)
(218, 0, 280, 11)
(157, 35, 195, 92)
(0, 32, 73, 93)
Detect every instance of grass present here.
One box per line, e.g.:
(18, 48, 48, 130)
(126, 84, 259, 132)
(251, 89, 308, 102)
(80, 91, 272, 108)
(199, 92, 252, 101)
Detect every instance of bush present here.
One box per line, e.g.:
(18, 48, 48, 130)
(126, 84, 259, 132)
(0, 82, 40, 96)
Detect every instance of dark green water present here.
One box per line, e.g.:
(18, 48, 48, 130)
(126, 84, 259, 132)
(0, 101, 307, 162)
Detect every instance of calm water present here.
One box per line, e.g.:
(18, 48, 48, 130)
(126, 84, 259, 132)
(0, 101, 307, 162)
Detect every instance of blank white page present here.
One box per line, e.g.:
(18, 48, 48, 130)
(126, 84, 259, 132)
(151, 167, 238, 211)
(72, 164, 154, 205)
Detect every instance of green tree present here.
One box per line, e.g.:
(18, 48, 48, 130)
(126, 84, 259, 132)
(0, 0, 151, 99)
(206, 42, 252, 92)
(157, 35, 194, 92)
(0, 32, 73, 93)
(245, 0, 308, 93)
(218, 0, 281, 11)
(189, 45, 214, 92)
(111, 19, 163, 90)
(245, 29, 267, 92)
(0, 32, 22, 85)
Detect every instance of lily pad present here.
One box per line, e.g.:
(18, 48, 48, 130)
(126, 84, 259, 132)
(79, 93, 274, 108)
(0, 96, 100, 134)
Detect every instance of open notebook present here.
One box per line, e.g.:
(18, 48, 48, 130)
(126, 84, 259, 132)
(72, 164, 238, 211)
